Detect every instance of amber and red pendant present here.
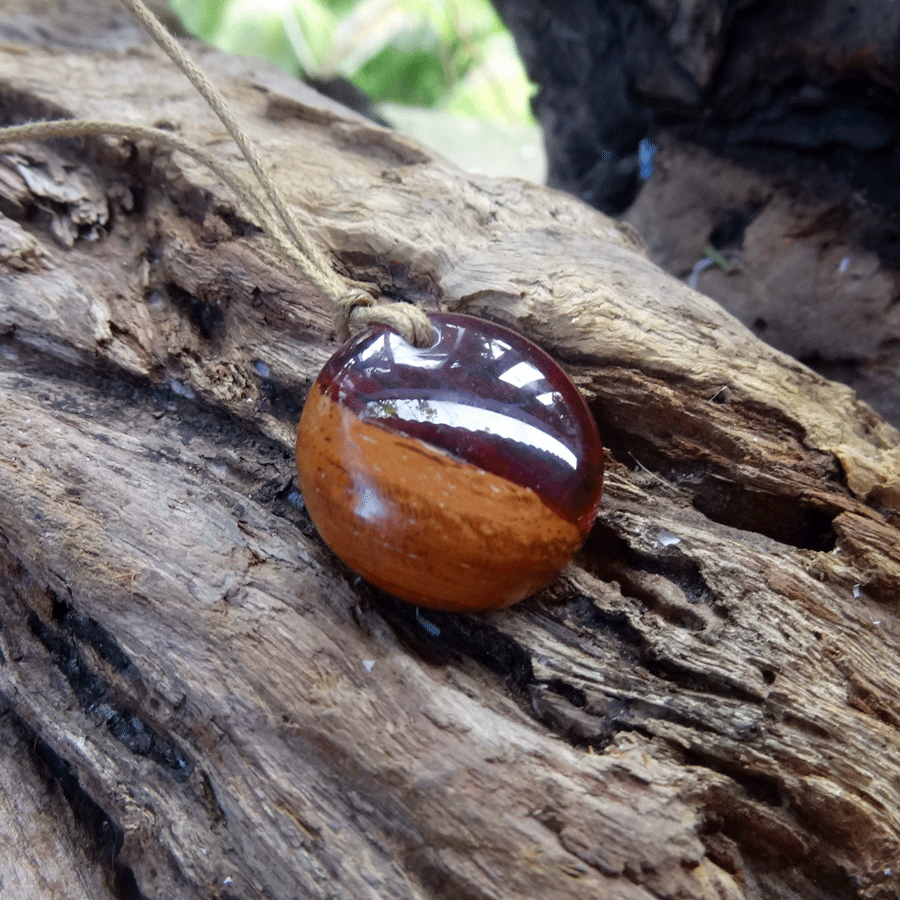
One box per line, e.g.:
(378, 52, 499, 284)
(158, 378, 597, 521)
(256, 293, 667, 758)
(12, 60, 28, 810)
(295, 313, 604, 612)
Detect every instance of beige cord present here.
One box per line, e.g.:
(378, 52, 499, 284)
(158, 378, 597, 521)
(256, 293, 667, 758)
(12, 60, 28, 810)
(333, 289, 437, 345)
(0, 0, 436, 347)
(118, 0, 434, 346)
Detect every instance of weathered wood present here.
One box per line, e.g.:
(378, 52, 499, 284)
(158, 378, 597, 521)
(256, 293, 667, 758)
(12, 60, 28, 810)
(1, 2, 899, 898)
(490, 0, 900, 429)
(494, 0, 900, 209)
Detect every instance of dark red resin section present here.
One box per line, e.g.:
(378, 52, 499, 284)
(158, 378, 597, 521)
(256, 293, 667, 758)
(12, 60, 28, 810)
(316, 313, 604, 532)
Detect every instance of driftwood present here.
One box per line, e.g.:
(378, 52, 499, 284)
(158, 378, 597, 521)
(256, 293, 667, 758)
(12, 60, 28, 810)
(493, 0, 900, 431)
(1, 2, 899, 898)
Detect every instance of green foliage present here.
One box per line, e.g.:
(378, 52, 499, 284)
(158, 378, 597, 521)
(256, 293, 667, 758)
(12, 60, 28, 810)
(355, 46, 448, 108)
(168, 0, 535, 123)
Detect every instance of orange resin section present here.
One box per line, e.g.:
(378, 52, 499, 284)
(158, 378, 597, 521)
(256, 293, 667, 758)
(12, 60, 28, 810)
(296, 384, 584, 611)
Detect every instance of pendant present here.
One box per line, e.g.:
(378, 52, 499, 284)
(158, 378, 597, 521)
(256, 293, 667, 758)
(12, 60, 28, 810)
(296, 313, 603, 612)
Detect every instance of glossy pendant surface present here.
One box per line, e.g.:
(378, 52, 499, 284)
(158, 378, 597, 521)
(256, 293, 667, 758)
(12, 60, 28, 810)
(295, 313, 603, 612)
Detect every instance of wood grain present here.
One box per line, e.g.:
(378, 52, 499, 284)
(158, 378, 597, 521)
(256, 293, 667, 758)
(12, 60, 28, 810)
(0, 1, 898, 898)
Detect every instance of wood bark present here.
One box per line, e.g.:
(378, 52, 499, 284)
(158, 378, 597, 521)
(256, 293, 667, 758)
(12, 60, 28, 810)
(1, 2, 899, 898)
(490, 0, 900, 430)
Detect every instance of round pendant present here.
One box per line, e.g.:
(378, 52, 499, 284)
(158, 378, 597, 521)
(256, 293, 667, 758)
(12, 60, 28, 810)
(295, 313, 603, 612)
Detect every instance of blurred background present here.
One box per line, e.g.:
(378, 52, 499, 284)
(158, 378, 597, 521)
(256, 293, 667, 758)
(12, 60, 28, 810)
(167, 0, 545, 181)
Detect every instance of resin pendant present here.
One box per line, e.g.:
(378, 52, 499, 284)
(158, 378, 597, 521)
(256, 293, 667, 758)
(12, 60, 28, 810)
(295, 313, 604, 612)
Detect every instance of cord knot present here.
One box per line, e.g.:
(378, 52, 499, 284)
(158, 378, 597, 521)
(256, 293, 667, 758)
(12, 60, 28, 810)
(334, 289, 436, 348)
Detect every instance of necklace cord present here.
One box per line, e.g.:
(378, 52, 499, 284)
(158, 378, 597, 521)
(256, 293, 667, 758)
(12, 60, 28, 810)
(0, 0, 436, 347)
